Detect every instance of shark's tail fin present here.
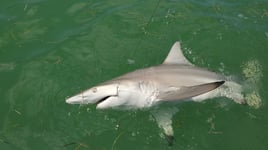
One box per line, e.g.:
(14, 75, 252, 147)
(218, 80, 245, 104)
(192, 59, 263, 109)
(219, 59, 263, 109)
(241, 59, 263, 109)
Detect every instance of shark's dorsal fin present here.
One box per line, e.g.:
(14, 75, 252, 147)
(163, 41, 193, 65)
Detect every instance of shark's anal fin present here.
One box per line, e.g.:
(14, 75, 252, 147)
(163, 41, 193, 65)
(158, 81, 225, 101)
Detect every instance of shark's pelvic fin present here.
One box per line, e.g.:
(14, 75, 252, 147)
(163, 41, 193, 66)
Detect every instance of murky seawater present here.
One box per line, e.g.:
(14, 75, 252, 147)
(1, 0, 268, 150)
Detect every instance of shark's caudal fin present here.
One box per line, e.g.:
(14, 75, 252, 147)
(192, 59, 263, 108)
(242, 59, 263, 109)
(163, 41, 193, 66)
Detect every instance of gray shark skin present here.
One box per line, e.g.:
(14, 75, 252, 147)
(66, 41, 244, 145)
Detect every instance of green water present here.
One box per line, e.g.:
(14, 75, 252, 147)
(1, 0, 268, 149)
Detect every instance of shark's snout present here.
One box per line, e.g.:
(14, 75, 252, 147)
(66, 84, 119, 105)
(66, 95, 86, 104)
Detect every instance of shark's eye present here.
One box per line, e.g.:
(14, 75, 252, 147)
(92, 88, 97, 93)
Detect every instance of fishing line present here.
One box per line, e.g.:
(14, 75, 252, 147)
(130, 0, 161, 59)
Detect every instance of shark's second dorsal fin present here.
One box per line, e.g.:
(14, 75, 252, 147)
(163, 41, 193, 65)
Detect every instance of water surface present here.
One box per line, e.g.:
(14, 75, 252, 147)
(0, 0, 268, 150)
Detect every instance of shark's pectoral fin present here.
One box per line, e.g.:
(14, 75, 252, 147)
(157, 81, 225, 101)
(151, 106, 179, 146)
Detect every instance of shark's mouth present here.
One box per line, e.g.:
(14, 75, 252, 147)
(96, 96, 111, 105)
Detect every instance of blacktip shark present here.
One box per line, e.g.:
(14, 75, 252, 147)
(66, 41, 245, 145)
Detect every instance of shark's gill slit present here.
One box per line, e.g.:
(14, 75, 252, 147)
(81, 91, 85, 102)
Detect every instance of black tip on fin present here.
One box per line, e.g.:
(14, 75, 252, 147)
(215, 81, 225, 87)
(165, 134, 175, 146)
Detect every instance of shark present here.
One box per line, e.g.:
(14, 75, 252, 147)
(66, 41, 245, 145)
